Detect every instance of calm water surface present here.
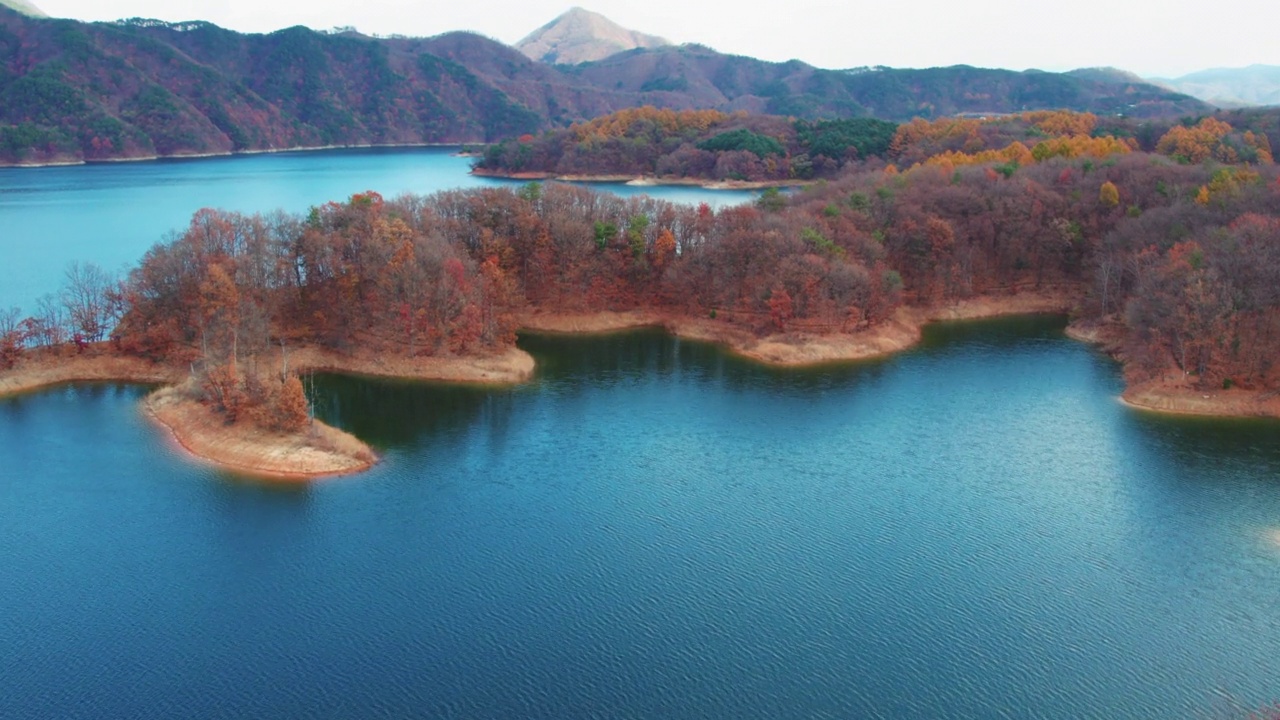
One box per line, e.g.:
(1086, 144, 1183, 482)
(0, 148, 754, 311)
(3, 317, 1280, 718)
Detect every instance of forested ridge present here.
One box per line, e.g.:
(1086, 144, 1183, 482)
(475, 108, 900, 180)
(0, 6, 1210, 165)
(478, 106, 1280, 182)
(4, 109, 1279, 429)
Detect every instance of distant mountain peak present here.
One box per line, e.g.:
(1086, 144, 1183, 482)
(516, 7, 670, 65)
(0, 0, 47, 17)
(1150, 64, 1280, 108)
(1067, 66, 1149, 85)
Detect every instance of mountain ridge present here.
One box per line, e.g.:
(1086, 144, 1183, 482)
(0, 0, 43, 17)
(0, 7, 1211, 165)
(1150, 64, 1280, 107)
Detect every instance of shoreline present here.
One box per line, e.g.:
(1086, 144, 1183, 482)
(0, 345, 535, 400)
(5, 299, 1276, 479)
(469, 168, 809, 190)
(0, 344, 535, 479)
(144, 384, 376, 480)
(1117, 384, 1280, 419)
(1065, 321, 1280, 419)
(0, 142, 469, 169)
(0, 350, 184, 398)
(518, 290, 1074, 367)
(521, 296, 1280, 420)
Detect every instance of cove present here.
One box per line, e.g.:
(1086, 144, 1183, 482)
(3, 316, 1280, 718)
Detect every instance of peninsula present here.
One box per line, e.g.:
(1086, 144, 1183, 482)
(4, 107, 1280, 478)
(0, 343, 534, 479)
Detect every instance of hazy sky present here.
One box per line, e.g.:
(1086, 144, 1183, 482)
(31, 0, 1280, 78)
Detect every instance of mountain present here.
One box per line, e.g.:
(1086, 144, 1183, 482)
(516, 7, 669, 65)
(1152, 65, 1280, 107)
(570, 47, 1208, 120)
(0, 7, 1212, 165)
(1067, 67, 1150, 85)
(0, 0, 43, 17)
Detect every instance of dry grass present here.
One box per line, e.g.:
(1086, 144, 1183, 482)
(0, 347, 182, 398)
(470, 169, 810, 190)
(288, 345, 535, 385)
(145, 383, 377, 479)
(517, 310, 664, 334)
(520, 290, 1074, 367)
(1120, 376, 1280, 419)
(1, 343, 534, 479)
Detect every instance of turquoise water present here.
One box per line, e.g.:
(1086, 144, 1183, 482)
(0, 148, 754, 312)
(2, 153, 1279, 717)
(3, 318, 1280, 718)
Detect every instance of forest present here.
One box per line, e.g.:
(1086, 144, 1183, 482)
(477, 106, 1280, 183)
(475, 108, 900, 180)
(3, 109, 1280, 429)
(0, 7, 1210, 165)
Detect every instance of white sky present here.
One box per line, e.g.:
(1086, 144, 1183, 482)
(29, 0, 1280, 78)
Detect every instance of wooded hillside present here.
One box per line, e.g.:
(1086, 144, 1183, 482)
(0, 7, 1211, 165)
(6, 118, 1278, 405)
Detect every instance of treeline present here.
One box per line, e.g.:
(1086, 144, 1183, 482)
(478, 107, 1280, 184)
(1, 261, 122, 365)
(4, 146, 1280, 417)
(476, 107, 899, 181)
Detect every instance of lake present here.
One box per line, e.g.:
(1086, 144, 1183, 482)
(3, 318, 1280, 718)
(2, 150, 1280, 718)
(0, 147, 755, 313)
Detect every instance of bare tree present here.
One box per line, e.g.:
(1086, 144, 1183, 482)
(62, 261, 115, 342)
(0, 306, 22, 368)
(32, 294, 67, 347)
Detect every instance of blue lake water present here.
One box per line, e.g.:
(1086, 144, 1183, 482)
(2, 319, 1280, 718)
(0, 147, 755, 312)
(1, 152, 1279, 718)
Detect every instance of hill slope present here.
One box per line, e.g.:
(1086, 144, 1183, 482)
(1152, 65, 1280, 107)
(0, 0, 43, 17)
(516, 7, 669, 65)
(0, 7, 1212, 165)
(572, 47, 1208, 119)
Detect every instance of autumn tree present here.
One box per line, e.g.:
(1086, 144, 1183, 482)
(1099, 181, 1120, 207)
(272, 375, 311, 432)
(102, 144, 1280, 404)
(768, 285, 793, 332)
(0, 307, 22, 369)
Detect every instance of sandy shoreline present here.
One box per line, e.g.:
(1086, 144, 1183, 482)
(522, 296, 1280, 420)
(518, 290, 1074, 367)
(145, 385, 377, 479)
(288, 345, 535, 385)
(5, 298, 1276, 479)
(1065, 320, 1280, 419)
(0, 351, 184, 397)
(0, 345, 535, 400)
(469, 168, 807, 190)
(1116, 384, 1280, 418)
(0, 344, 534, 479)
